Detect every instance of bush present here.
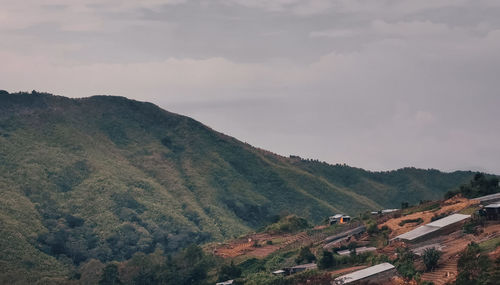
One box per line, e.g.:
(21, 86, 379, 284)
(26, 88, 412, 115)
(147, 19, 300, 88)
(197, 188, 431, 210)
(218, 261, 242, 282)
(295, 246, 316, 264)
(456, 242, 492, 285)
(394, 247, 417, 279)
(422, 248, 441, 271)
(317, 250, 335, 269)
(398, 218, 423, 227)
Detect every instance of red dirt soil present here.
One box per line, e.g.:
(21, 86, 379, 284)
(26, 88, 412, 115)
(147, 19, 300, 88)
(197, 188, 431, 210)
(381, 197, 478, 238)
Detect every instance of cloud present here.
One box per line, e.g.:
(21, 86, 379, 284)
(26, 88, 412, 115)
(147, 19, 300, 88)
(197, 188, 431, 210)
(1, 0, 500, 173)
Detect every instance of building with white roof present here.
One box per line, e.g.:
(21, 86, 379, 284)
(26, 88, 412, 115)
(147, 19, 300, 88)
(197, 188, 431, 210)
(394, 213, 470, 243)
(334, 263, 396, 284)
(473, 193, 500, 204)
(337, 246, 377, 256)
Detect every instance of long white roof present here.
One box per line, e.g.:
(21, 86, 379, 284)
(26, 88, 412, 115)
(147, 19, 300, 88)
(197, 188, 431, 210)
(395, 214, 470, 241)
(473, 192, 500, 202)
(426, 213, 470, 227)
(337, 246, 377, 256)
(334, 263, 395, 284)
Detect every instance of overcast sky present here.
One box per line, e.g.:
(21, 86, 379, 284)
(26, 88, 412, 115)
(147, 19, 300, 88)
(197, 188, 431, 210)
(1, 0, 500, 174)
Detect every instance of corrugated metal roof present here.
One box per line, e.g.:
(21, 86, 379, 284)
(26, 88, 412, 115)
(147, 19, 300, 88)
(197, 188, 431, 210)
(291, 263, 317, 269)
(485, 203, 500, 208)
(337, 246, 377, 256)
(426, 214, 470, 228)
(395, 225, 440, 241)
(473, 193, 500, 202)
(395, 214, 470, 241)
(334, 263, 395, 284)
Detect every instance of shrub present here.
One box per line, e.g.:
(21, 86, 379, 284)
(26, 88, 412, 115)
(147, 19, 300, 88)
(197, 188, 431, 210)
(456, 242, 492, 285)
(398, 218, 423, 227)
(295, 246, 316, 264)
(422, 248, 441, 271)
(317, 250, 335, 269)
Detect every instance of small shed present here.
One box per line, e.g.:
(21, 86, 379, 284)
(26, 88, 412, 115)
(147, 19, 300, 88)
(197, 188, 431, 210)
(329, 214, 351, 225)
(485, 203, 500, 220)
(334, 263, 396, 284)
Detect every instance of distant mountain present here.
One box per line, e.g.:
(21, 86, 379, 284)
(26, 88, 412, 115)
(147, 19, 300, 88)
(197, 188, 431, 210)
(0, 91, 474, 283)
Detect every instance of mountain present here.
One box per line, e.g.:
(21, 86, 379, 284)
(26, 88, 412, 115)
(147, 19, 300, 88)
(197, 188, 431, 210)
(0, 91, 475, 283)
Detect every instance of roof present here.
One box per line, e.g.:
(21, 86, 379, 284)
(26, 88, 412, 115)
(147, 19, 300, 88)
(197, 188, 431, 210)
(337, 246, 377, 256)
(395, 214, 470, 240)
(216, 280, 234, 285)
(426, 214, 470, 228)
(382, 209, 398, 213)
(334, 263, 395, 284)
(323, 225, 366, 243)
(395, 225, 440, 241)
(485, 203, 500, 208)
(394, 214, 470, 241)
(291, 263, 317, 270)
(272, 270, 286, 274)
(473, 193, 500, 202)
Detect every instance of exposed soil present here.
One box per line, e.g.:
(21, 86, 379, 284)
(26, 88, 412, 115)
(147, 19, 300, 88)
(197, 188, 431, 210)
(381, 197, 478, 238)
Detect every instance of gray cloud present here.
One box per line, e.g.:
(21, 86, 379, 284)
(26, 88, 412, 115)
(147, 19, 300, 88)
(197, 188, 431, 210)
(1, 0, 499, 173)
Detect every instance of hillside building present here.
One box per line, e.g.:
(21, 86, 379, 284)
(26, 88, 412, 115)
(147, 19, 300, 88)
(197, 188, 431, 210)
(337, 246, 377, 256)
(329, 214, 351, 225)
(393, 213, 470, 243)
(485, 203, 500, 220)
(474, 193, 500, 205)
(334, 263, 396, 284)
(323, 225, 366, 249)
(273, 263, 317, 276)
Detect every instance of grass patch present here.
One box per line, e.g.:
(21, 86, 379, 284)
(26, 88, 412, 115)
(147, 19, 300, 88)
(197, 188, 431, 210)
(479, 236, 500, 252)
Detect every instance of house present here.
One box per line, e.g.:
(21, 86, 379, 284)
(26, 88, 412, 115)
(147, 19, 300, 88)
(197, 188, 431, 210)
(485, 203, 500, 220)
(334, 263, 396, 284)
(216, 280, 234, 285)
(393, 214, 471, 244)
(329, 214, 351, 225)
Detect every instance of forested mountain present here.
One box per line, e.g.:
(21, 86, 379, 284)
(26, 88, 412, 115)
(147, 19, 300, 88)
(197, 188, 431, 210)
(0, 91, 475, 282)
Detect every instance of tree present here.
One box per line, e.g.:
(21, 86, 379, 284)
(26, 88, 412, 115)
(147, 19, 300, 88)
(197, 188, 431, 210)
(295, 246, 316, 264)
(318, 250, 335, 269)
(422, 248, 441, 271)
(99, 263, 122, 285)
(218, 261, 242, 282)
(394, 247, 417, 279)
(456, 242, 492, 285)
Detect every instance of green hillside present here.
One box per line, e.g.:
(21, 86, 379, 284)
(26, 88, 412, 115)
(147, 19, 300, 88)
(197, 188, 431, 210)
(0, 91, 475, 283)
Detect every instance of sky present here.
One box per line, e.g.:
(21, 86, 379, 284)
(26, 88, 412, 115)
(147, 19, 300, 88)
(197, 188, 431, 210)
(1, 0, 500, 174)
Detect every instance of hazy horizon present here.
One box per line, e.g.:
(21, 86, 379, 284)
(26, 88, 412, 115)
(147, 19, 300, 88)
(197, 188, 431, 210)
(2, 0, 500, 174)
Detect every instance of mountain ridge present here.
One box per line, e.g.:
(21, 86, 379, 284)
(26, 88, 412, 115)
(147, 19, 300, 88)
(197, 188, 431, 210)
(0, 90, 476, 282)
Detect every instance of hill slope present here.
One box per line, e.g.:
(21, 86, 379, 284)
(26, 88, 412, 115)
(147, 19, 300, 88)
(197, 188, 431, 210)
(0, 91, 474, 282)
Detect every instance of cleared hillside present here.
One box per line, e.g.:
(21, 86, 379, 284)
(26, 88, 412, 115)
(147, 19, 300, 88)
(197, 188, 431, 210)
(0, 91, 474, 283)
